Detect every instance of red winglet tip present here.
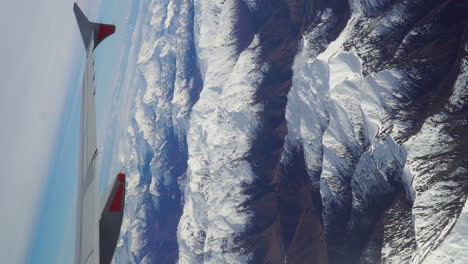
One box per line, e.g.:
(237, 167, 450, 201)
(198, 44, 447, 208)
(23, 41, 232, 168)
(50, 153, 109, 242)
(97, 24, 115, 42)
(118, 173, 125, 183)
(109, 184, 124, 212)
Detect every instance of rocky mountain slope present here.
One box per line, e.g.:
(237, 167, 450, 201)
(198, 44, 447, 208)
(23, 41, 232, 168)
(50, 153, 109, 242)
(109, 0, 468, 263)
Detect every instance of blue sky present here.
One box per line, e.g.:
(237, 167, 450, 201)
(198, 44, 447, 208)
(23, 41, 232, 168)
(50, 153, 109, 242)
(0, 0, 142, 261)
(0, 1, 88, 263)
(24, 0, 144, 262)
(23, 1, 132, 263)
(25, 69, 82, 264)
(0, 0, 139, 263)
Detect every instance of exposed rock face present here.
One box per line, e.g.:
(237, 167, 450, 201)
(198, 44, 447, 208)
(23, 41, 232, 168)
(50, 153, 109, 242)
(285, 0, 468, 263)
(287, 0, 468, 263)
(108, 0, 468, 263)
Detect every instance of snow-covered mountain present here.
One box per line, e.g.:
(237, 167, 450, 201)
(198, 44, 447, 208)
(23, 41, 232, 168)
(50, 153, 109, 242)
(106, 0, 468, 263)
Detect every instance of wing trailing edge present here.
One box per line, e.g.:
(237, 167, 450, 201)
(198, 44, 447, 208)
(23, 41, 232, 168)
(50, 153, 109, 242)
(73, 3, 115, 50)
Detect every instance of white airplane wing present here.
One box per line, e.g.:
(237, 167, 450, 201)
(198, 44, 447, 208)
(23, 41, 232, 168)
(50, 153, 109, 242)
(73, 4, 125, 264)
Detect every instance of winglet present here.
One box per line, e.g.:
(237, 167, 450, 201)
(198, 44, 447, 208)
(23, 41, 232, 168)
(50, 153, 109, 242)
(73, 3, 115, 50)
(99, 172, 126, 264)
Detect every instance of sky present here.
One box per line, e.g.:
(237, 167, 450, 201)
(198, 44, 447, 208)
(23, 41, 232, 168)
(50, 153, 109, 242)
(0, 0, 139, 262)
(18, 0, 138, 263)
(0, 0, 106, 263)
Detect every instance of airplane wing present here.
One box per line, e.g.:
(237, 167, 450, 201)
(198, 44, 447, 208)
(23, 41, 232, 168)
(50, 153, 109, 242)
(73, 3, 124, 264)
